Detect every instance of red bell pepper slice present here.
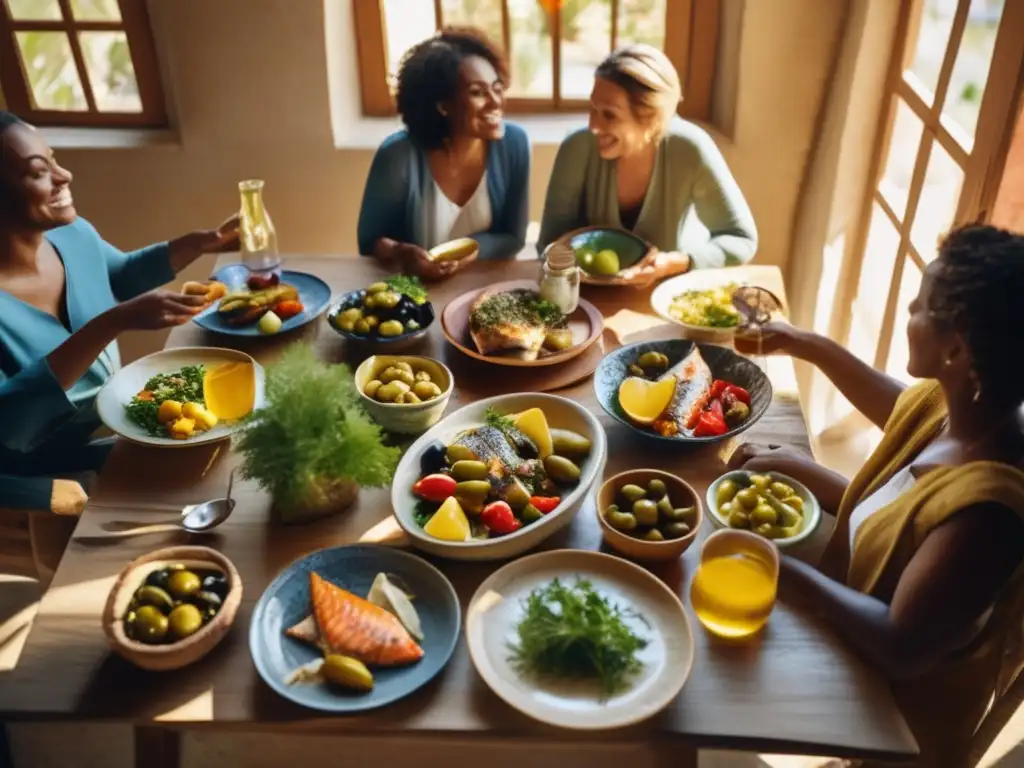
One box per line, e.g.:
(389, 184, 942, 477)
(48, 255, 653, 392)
(528, 496, 561, 514)
(723, 383, 750, 405)
(710, 379, 729, 399)
(481, 501, 521, 535)
(692, 411, 728, 437)
(708, 398, 725, 422)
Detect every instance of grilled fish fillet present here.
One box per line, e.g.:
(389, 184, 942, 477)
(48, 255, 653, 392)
(654, 347, 713, 437)
(286, 573, 424, 667)
(469, 289, 548, 360)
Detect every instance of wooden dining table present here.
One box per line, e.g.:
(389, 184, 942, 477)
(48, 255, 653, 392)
(0, 258, 918, 768)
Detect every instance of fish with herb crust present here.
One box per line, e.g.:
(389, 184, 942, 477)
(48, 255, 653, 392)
(468, 289, 566, 360)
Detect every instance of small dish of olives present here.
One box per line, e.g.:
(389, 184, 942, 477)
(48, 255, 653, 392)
(102, 545, 242, 671)
(596, 469, 703, 562)
(706, 470, 821, 549)
(327, 281, 435, 352)
(354, 354, 454, 436)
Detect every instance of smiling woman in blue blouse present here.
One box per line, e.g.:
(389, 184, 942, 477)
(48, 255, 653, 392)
(0, 111, 237, 516)
(357, 28, 530, 280)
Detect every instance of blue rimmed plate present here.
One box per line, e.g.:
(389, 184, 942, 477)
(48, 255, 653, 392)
(193, 264, 332, 336)
(249, 544, 461, 713)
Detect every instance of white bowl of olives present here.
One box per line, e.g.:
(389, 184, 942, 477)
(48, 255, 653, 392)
(706, 470, 821, 549)
(354, 354, 454, 435)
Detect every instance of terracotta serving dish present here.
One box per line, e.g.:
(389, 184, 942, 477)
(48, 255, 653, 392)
(597, 469, 703, 562)
(102, 545, 242, 671)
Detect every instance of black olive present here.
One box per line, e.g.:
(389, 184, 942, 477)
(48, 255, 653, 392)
(419, 441, 447, 476)
(201, 573, 229, 600)
(145, 569, 171, 591)
(191, 590, 223, 613)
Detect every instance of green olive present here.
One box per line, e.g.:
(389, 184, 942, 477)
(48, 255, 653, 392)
(167, 570, 201, 599)
(413, 381, 442, 400)
(646, 478, 668, 499)
(521, 504, 543, 523)
(632, 499, 659, 527)
(455, 480, 492, 499)
(502, 478, 532, 510)
(719, 501, 733, 517)
(379, 319, 404, 337)
(549, 429, 592, 458)
(751, 503, 778, 526)
(366, 282, 387, 294)
(363, 380, 383, 398)
(379, 366, 404, 384)
(753, 522, 775, 538)
(363, 314, 379, 329)
(339, 307, 362, 324)
(782, 495, 804, 513)
(133, 585, 173, 612)
(663, 521, 691, 539)
(618, 484, 648, 504)
(544, 328, 574, 351)
(375, 381, 408, 403)
(414, 370, 432, 383)
(777, 502, 803, 528)
(446, 444, 478, 463)
(664, 505, 696, 524)
(605, 508, 638, 531)
(628, 364, 646, 377)
(353, 318, 372, 335)
(375, 291, 401, 310)
(729, 509, 752, 529)
(656, 495, 674, 519)
(451, 460, 488, 481)
(192, 590, 223, 613)
(131, 605, 169, 644)
(362, 293, 378, 310)
(168, 603, 204, 640)
(637, 351, 669, 371)
(337, 317, 356, 333)
(543, 455, 581, 484)
(735, 487, 760, 510)
(750, 474, 772, 493)
(769, 481, 796, 499)
(642, 528, 666, 542)
(394, 361, 413, 373)
(715, 479, 740, 507)
(397, 391, 422, 404)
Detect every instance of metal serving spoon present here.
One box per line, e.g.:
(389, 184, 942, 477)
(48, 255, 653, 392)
(94, 471, 236, 539)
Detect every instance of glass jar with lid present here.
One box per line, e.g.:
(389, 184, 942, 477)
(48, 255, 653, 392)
(539, 242, 580, 314)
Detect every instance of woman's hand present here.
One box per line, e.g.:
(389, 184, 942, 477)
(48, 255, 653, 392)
(616, 250, 690, 288)
(729, 442, 850, 515)
(734, 320, 808, 357)
(168, 214, 241, 272)
(398, 243, 465, 281)
(109, 290, 207, 331)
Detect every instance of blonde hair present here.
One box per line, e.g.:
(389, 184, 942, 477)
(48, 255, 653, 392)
(595, 44, 682, 137)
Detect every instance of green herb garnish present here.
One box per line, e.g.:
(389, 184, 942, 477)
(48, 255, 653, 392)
(234, 345, 400, 517)
(508, 578, 648, 697)
(470, 289, 566, 330)
(124, 364, 205, 436)
(384, 275, 429, 304)
(413, 498, 438, 527)
(484, 406, 516, 432)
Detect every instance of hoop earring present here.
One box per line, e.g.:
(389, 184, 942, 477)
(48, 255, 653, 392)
(970, 370, 982, 404)
(437, 104, 448, 117)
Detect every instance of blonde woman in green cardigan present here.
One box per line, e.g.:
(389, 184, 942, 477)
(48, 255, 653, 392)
(538, 45, 756, 285)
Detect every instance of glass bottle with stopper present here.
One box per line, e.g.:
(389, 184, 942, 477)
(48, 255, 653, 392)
(732, 286, 784, 356)
(539, 241, 581, 314)
(238, 179, 280, 280)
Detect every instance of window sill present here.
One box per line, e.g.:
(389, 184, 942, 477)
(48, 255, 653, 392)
(334, 113, 590, 150)
(39, 126, 181, 150)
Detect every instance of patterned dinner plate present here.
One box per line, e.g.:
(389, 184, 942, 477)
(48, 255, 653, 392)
(249, 544, 461, 713)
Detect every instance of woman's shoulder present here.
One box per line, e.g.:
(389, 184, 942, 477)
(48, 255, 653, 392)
(492, 122, 530, 162)
(662, 118, 722, 162)
(44, 216, 102, 246)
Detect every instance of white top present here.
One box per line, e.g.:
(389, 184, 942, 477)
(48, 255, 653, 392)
(426, 171, 492, 249)
(848, 465, 918, 549)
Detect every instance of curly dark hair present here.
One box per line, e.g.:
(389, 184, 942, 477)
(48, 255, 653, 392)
(928, 224, 1024, 407)
(394, 27, 508, 150)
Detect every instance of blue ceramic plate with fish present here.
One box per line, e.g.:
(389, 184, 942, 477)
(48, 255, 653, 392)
(594, 339, 772, 445)
(249, 544, 461, 713)
(193, 264, 332, 337)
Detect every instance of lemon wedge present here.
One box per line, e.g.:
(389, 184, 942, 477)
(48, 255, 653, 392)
(617, 376, 677, 425)
(202, 362, 256, 421)
(513, 407, 553, 458)
(423, 496, 470, 542)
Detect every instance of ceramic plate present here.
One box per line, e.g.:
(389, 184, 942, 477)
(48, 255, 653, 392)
(466, 549, 693, 729)
(391, 393, 607, 562)
(706, 469, 822, 549)
(650, 271, 759, 339)
(95, 347, 266, 448)
(441, 280, 604, 368)
(193, 265, 332, 336)
(250, 544, 461, 713)
(558, 227, 654, 286)
(593, 339, 772, 445)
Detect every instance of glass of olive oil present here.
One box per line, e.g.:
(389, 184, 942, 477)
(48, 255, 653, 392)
(690, 529, 779, 640)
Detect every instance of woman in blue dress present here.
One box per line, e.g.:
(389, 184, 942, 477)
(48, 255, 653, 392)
(0, 111, 238, 517)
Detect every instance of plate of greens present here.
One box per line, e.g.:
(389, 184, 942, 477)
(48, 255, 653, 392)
(465, 549, 693, 729)
(96, 347, 266, 447)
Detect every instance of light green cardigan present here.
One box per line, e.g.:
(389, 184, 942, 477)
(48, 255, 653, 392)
(537, 118, 757, 268)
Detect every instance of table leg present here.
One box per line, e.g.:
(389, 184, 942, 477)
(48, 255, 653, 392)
(134, 726, 180, 768)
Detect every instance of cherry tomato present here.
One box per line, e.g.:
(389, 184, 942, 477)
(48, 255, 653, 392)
(481, 501, 521, 535)
(412, 474, 456, 503)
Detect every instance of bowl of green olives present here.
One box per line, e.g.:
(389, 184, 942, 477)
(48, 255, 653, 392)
(102, 546, 242, 671)
(327, 282, 435, 352)
(597, 469, 703, 562)
(706, 470, 821, 548)
(354, 354, 454, 435)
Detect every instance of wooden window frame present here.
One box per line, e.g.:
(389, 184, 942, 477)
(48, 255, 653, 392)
(829, 0, 1024, 374)
(353, 0, 719, 123)
(0, 0, 166, 128)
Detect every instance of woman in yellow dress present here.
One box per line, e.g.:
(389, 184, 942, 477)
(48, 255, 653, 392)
(731, 224, 1024, 765)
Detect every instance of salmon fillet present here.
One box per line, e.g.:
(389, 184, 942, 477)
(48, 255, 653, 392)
(654, 347, 713, 437)
(303, 572, 423, 667)
(469, 289, 548, 360)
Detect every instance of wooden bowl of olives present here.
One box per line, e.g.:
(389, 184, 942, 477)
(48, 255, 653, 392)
(327, 280, 435, 352)
(354, 354, 454, 435)
(597, 469, 702, 562)
(102, 546, 242, 671)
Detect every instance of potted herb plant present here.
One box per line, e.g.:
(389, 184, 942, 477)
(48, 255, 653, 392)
(234, 344, 400, 524)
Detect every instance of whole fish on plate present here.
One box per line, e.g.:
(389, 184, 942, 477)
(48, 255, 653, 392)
(652, 347, 713, 437)
(285, 572, 423, 667)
